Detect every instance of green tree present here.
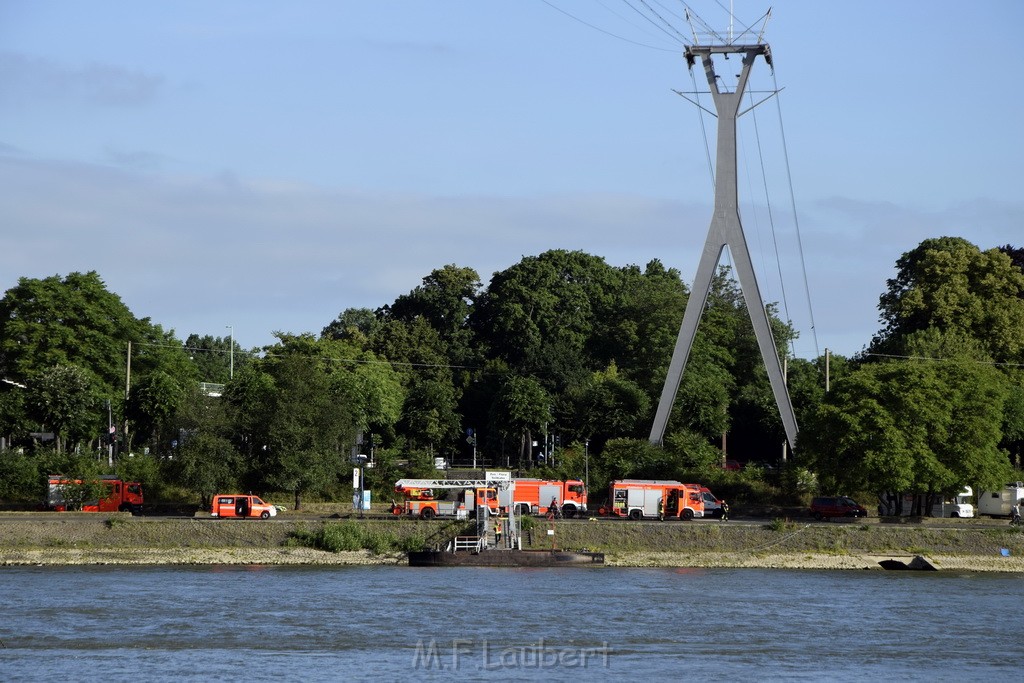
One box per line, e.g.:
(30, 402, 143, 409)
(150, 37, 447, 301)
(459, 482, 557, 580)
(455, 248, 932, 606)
(597, 437, 677, 484)
(26, 364, 99, 453)
(472, 250, 623, 393)
(599, 259, 688, 398)
(1002, 380, 1024, 468)
(0, 272, 145, 391)
(184, 333, 247, 384)
(234, 334, 398, 509)
(802, 359, 1013, 498)
(321, 307, 380, 342)
(872, 237, 1024, 363)
(488, 375, 552, 469)
(370, 317, 454, 451)
(382, 264, 482, 365)
(558, 363, 650, 453)
(262, 351, 349, 510)
(126, 370, 184, 454)
(0, 272, 195, 455)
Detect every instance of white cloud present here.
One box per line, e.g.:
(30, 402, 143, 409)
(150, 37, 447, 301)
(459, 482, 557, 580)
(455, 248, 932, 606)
(2, 154, 1019, 359)
(0, 51, 163, 107)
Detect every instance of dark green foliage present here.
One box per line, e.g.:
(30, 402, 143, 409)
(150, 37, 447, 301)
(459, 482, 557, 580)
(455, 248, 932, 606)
(6, 235, 1024, 510)
(872, 237, 1024, 363)
(26, 364, 100, 453)
(184, 334, 247, 384)
(802, 358, 1013, 495)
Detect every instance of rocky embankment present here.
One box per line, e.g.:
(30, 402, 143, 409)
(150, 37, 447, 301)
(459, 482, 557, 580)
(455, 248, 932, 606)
(2, 512, 1023, 571)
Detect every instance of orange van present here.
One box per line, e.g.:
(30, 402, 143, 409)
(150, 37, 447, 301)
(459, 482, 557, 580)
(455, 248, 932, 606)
(211, 494, 278, 519)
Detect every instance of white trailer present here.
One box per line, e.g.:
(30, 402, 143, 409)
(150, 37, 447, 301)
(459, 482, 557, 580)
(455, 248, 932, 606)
(978, 482, 1024, 517)
(877, 487, 974, 518)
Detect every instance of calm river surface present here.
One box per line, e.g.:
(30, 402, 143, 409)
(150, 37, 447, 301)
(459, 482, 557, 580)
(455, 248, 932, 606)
(1, 565, 1021, 681)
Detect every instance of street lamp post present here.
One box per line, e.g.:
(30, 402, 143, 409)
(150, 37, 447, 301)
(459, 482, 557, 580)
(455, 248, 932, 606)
(226, 325, 234, 380)
(352, 453, 368, 518)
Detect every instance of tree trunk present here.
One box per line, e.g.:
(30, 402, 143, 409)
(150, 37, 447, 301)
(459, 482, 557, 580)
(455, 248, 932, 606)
(294, 489, 302, 511)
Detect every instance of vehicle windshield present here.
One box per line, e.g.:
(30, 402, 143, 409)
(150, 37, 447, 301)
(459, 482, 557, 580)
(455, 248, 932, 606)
(841, 497, 858, 506)
(253, 497, 265, 505)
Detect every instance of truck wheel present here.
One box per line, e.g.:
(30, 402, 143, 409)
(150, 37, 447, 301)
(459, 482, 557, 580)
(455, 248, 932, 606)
(563, 507, 576, 519)
(813, 512, 823, 521)
(259, 510, 270, 519)
(682, 509, 694, 521)
(950, 511, 960, 518)
(420, 508, 436, 520)
(628, 509, 642, 521)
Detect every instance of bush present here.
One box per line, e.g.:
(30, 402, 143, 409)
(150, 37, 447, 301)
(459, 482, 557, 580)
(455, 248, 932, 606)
(289, 521, 420, 554)
(318, 522, 366, 552)
(765, 518, 796, 532)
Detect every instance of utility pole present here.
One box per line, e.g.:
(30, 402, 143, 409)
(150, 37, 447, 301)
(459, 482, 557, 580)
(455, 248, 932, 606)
(226, 325, 234, 380)
(121, 341, 131, 461)
(649, 35, 798, 451)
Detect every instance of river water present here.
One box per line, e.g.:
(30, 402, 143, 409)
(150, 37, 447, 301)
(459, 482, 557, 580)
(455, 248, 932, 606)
(1, 565, 1021, 681)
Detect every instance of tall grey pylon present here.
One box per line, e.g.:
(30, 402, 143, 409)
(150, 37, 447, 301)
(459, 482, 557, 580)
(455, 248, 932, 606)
(649, 43, 798, 449)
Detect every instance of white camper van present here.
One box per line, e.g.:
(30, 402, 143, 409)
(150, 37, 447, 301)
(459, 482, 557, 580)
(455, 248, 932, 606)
(978, 483, 1024, 518)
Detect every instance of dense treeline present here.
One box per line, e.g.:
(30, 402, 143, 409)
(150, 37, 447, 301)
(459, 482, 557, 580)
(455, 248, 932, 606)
(1, 239, 1022, 510)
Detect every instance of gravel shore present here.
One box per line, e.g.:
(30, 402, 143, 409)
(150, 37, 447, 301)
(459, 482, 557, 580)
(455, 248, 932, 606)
(2, 547, 1022, 572)
(2, 514, 1023, 571)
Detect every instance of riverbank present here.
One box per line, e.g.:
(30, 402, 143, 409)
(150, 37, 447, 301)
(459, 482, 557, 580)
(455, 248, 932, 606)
(2, 514, 1023, 571)
(5, 547, 1023, 572)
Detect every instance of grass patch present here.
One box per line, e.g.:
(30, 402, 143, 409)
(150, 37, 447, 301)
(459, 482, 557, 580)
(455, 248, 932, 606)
(287, 521, 424, 555)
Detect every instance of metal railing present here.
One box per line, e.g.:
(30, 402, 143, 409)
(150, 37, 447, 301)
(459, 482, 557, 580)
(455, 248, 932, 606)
(453, 535, 484, 552)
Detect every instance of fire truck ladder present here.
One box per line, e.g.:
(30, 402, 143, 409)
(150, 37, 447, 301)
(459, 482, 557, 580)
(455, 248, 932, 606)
(394, 478, 508, 489)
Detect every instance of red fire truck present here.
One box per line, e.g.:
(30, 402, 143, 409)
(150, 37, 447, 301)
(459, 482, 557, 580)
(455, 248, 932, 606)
(502, 478, 588, 518)
(392, 479, 500, 519)
(45, 475, 144, 514)
(606, 479, 705, 520)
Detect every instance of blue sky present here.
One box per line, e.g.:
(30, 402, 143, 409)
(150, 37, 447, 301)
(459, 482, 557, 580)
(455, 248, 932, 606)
(2, 1, 1022, 360)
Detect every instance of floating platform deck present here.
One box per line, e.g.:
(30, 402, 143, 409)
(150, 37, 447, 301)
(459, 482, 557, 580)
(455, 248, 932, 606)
(408, 548, 604, 567)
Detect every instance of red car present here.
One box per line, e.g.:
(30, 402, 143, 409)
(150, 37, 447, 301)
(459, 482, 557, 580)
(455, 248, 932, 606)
(810, 496, 868, 520)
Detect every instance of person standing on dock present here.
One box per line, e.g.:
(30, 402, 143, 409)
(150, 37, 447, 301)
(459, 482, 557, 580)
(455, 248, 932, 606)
(495, 518, 503, 547)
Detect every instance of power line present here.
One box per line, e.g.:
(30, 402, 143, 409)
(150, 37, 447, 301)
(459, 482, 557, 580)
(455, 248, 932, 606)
(772, 68, 820, 359)
(622, 0, 688, 44)
(747, 88, 795, 357)
(539, 0, 678, 51)
(864, 353, 1024, 368)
